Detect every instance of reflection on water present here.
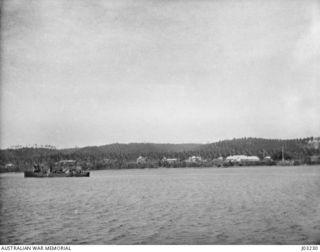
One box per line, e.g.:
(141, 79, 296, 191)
(1, 166, 320, 244)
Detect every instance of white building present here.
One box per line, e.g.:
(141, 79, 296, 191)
(186, 156, 202, 163)
(5, 163, 15, 169)
(308, 138, 320, 149)
(226, 155, 260, 162)
(136, 156, 147, 164)
(162, 157, 178, 164)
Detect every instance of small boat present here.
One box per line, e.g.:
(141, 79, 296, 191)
(24, 171, 90, 177)
(24, 160, 90, 178)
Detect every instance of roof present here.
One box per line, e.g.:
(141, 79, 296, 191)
(58, 160, 76, 164)
(226, 155, 260, 161)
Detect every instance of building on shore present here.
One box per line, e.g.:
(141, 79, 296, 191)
(308, 138, 320, 149)
(186, 156, 203, 163)
(136, 156, 147, 164)
(226, 155, 260, 163)
(5, 163, 15, 169)
(161, 157, 179, 165)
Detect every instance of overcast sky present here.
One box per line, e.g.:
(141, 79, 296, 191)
(1, 0, 319, 148)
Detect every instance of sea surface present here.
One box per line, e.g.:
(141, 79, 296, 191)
(1, 166, 320, 244)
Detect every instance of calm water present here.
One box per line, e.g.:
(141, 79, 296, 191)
(1, 166, 320, 244)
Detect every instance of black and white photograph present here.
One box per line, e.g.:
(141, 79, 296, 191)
(0, 0, 320, 247)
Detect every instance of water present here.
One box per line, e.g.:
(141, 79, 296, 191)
(1, 166, 320, 244)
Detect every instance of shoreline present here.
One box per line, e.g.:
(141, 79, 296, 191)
(1, 163, 320, 174)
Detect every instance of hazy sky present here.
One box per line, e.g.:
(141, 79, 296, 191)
(1, 0, 320, 148)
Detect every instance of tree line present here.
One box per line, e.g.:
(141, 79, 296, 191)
(0, 137, 319, 172)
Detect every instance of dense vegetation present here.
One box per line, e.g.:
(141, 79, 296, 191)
(1, 137, 319, 172)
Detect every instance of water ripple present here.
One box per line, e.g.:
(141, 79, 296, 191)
(1, 166, 319, 244)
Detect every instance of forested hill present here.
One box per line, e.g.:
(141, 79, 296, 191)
(0, 137, 319, 170)
(199, 137, 316, 160)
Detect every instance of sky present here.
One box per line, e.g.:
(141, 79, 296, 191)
(1, 0, 320, 148)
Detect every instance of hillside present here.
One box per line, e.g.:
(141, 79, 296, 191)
(1, 137, 319, 171)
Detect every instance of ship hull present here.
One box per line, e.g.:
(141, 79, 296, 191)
(24, 171, 90, 177)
